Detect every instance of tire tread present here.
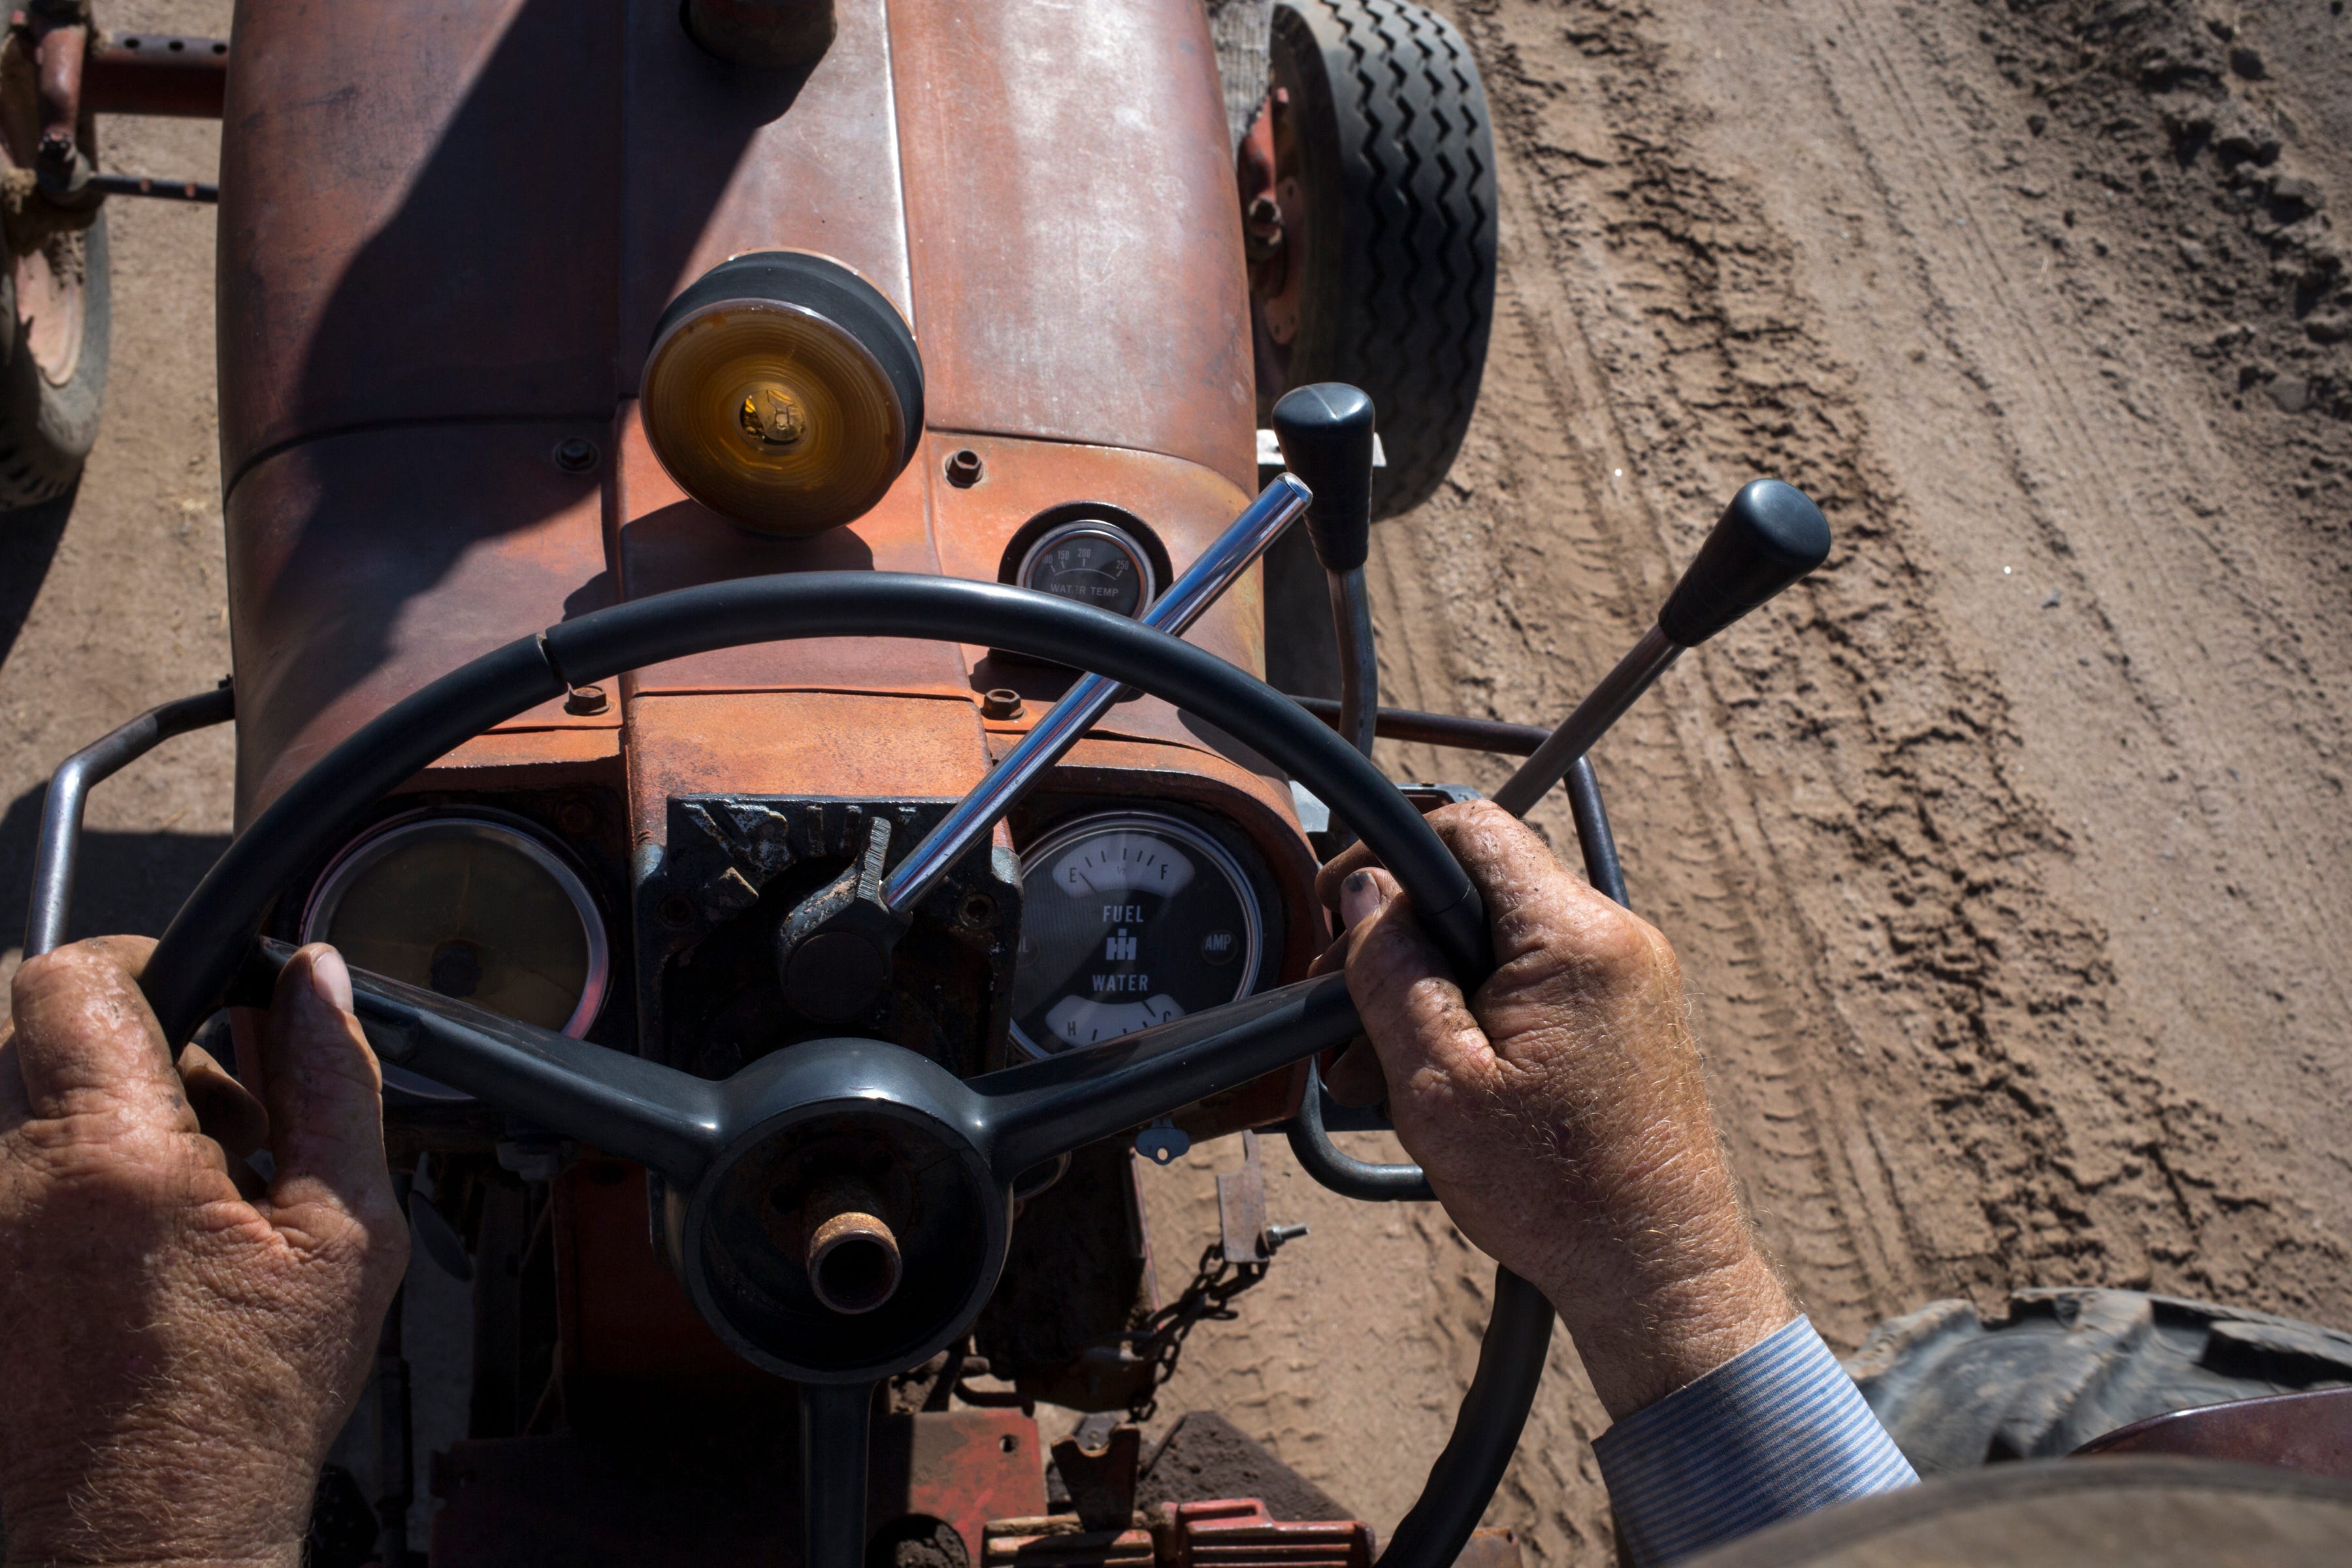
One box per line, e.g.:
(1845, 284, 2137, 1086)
(1279, 0, 1497, 518)
(1844, 1286, 2352, 1473)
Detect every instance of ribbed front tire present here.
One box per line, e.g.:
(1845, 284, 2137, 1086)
(1261, 0, 1496, 520)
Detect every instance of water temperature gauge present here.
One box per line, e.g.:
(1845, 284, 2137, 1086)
(1009, 811, 1264, 1058)
(1016, 518, 1157, 620)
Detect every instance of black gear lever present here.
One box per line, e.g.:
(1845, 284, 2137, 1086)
(1272, 383, 1380, 762)
(1491, 478, 1830, 815)
(1273, 384, 1428, 1194)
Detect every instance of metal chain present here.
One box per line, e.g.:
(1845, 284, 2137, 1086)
(1124, 1241, 1271, 1424)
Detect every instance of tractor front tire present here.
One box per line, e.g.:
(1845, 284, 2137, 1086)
(1262, 0, 1495, 521)
(1844, 1286, 2352, 1474)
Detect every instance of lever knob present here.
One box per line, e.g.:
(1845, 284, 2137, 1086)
(1271, 383, 1376, 573)
(1656, 478, 1831, 647)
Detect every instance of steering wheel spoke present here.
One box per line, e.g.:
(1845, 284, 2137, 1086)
(973, 972, 1358, 1179)
(257, 939, 728, 1183)
(800, 1380, 879, 1568)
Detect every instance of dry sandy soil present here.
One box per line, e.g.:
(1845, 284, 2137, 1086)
(2, 0, 2349, 1562)
(1139, 0, 2352, 1556)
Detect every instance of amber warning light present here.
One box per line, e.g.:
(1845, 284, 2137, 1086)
(640, 251, 925, 536)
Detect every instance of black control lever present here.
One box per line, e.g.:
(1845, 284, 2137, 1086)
(1284, 480, 1825, 1206)
(1273, 383, 1418, 1190)
(1271, 383, 1380, 760)
(1492, 479, 1829, 815)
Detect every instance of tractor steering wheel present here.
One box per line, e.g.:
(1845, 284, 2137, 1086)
(137, 572, 1554, 1568)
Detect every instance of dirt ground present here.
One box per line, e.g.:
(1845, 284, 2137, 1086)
(3, 0, 2349, 1563)
(1137, 0, 2352, 1556)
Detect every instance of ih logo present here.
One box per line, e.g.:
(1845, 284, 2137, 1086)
(1105, 928, 1138, 961)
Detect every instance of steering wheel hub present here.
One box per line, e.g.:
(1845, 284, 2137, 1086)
(660, 1039, 1009, 1384)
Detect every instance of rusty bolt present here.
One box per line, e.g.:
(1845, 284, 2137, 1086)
(557, 799, 596, 836)
(35, 127, 74, 178)
(553, 437, 599, 473)
(657, 893, 696, 928)
(945, 448, 984, 488)
(564, 683, 610, 715)
(981, 688, 1024, 721)
(1244, 194, 1285, 246)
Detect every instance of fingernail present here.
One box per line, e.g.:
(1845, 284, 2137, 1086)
(1340, 870, 1384, 927)
(306, 946, 354, 1016)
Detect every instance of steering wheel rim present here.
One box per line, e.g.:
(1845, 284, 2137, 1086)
(140, 571, 1547, 1568)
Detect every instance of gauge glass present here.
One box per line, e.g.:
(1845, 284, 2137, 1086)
(301, 813, 609, 1042)
(1010, 811, 1263, 1058)
(1017, 521, 1155, 619)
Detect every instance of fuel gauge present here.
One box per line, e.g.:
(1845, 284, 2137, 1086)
(1017, 519, 1156, 620)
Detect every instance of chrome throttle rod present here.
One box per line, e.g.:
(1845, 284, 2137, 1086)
(879, 472, 1313, 915)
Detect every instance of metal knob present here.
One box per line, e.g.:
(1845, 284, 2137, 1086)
(803, 1178, 903, 1316)
(1271, 382, 1377, 574)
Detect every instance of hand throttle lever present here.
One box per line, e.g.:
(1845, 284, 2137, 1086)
(1490, 478, 1830, 815)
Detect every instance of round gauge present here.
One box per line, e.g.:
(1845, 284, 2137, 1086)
(1017, 520, 1156, 619)
(1009, 811, 1264, 1058)
(302, 812, 609, 1049)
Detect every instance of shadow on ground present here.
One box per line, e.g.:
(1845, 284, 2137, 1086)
(0, 783, 229, 953)
(0, 490, 74, 668)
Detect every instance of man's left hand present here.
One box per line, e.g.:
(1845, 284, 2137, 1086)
(0, 938, 408, 1568)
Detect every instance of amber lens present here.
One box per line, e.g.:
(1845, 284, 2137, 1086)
(642, 301, 907, 536)
(306, 820, 602, 1035)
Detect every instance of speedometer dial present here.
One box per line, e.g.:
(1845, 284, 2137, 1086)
(1010, 811, 1264, 1058)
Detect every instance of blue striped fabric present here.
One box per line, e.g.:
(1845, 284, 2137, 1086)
(1591, 1316, 1918, 1565)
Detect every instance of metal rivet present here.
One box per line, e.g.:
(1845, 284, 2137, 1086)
(980, 688, 1024, 721)
(554, 437, 600, 473)
(945, 448, 984, 487)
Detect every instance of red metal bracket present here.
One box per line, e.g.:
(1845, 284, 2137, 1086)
(83, 31, 227, 118)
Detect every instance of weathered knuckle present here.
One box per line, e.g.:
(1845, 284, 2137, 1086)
(10, 949, 82, 1019)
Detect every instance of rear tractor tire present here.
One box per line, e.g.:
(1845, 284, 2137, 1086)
(1843, 1286, 2352, 1475)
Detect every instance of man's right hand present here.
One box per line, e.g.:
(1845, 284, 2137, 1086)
(1316, 801, 1794, 1422)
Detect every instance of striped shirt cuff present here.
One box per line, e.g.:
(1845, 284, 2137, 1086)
(1592, 1315, 1918, 1565)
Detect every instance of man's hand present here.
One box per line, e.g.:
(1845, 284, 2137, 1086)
(1317, 801, 1793, 1421)
(0, 939, 408, 1568)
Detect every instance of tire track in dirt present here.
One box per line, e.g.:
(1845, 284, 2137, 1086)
(1799, 0, 2352, 1023)
(1427, 0, 2090, 1307)
(1745, 0, 2352, 1307)
(1426, 0, 2352, 1326)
